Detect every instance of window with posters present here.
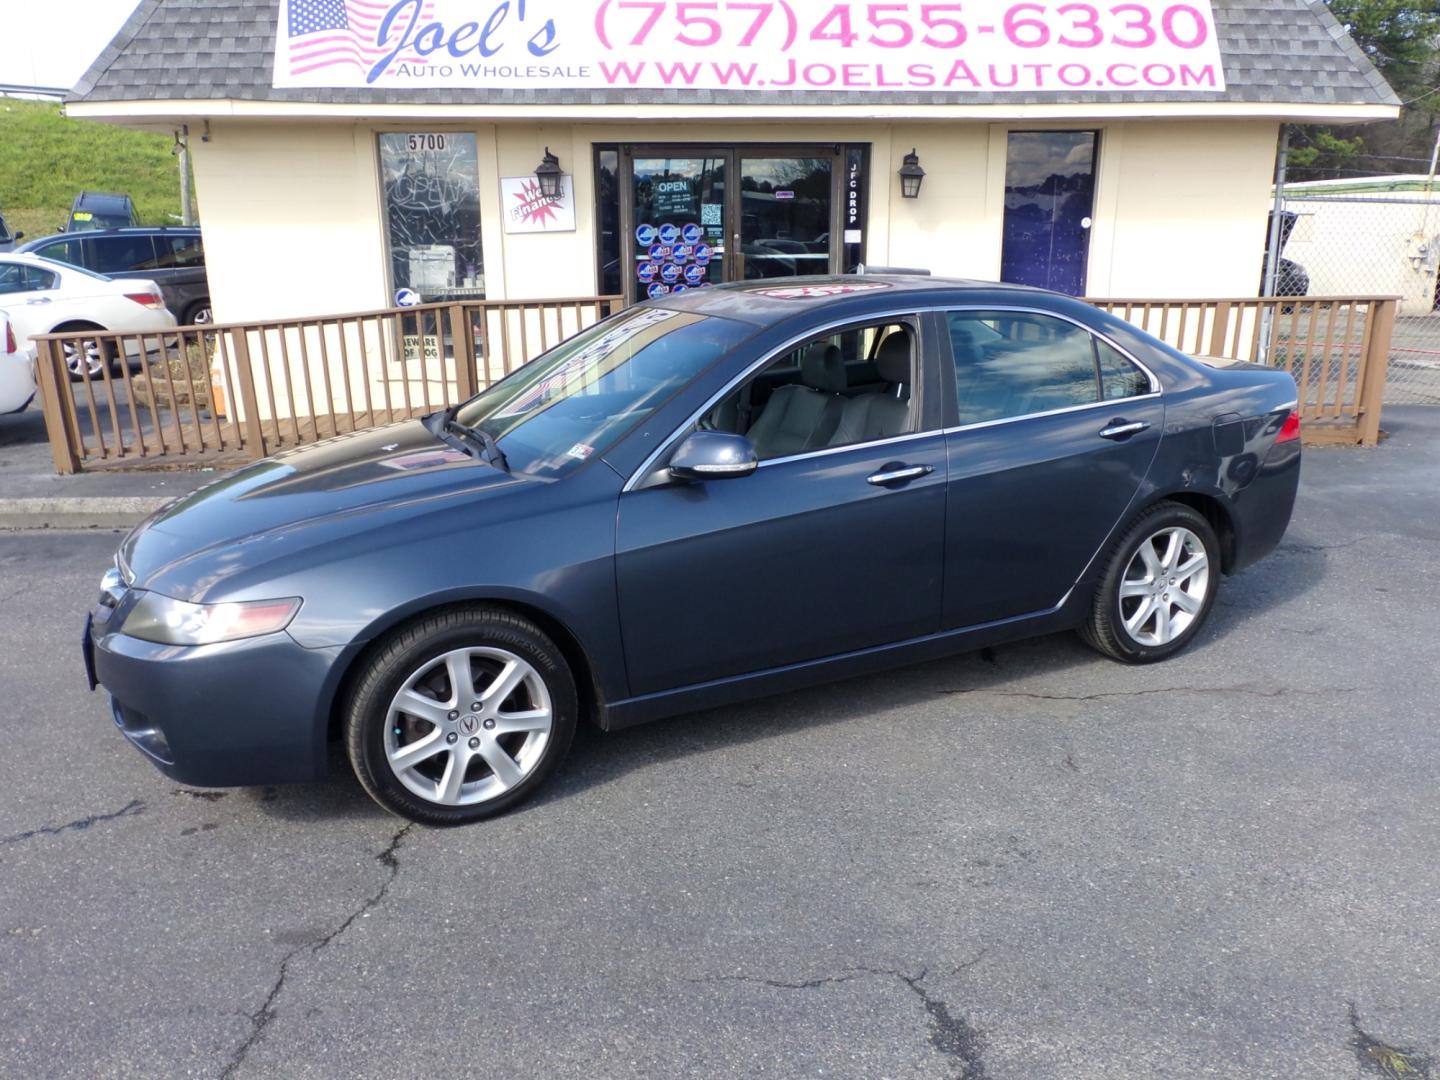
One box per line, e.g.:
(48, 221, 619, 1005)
(378, 132, 484, 303)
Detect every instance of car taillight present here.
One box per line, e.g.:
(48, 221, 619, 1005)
(1276, 411, 1301, 444)
(4, 321, 15, 354)
(125, 292, 165, 310)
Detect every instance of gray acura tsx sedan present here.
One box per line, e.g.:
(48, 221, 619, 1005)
(86, 277, 1301, 825)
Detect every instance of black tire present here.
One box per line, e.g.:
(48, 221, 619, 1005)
(344, 606, 578, 825)
(184, 300, 212, 326)
(1079, 501, 1221, 664)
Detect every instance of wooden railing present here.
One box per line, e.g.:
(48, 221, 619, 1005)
(1083, 296, 1399, 446)
(32, 296, 624, 473)
(32, 291, 1398, 473)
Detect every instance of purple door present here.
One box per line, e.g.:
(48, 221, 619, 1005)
(1000, 131, 1098, 297)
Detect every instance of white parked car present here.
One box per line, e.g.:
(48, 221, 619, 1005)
(1, 312, 37, 414)
(0, 252, 177, 379)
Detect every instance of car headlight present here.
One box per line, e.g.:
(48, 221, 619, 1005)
(119, 592, 302, 646)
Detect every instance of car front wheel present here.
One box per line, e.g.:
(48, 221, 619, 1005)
(345, 606, 578, 825)
(1081, 502, 1220, 663)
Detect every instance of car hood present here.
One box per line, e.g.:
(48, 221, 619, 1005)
(120, 419, 530, 599)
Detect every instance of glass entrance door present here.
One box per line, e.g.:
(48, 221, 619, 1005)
(622, 146, 846, 302)
(737, 155, 834, 281)
(629, 153, 727, 302)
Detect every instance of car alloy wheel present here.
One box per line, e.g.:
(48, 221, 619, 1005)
(384, 646, 553, 807)
(1116, 526, 1211, 647)
(63, 340, 104, 379)
(345, 606, 577, 824)
(1080, 501, 1221, 664)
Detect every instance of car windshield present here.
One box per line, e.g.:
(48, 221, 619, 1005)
(453, 306, 752, 478)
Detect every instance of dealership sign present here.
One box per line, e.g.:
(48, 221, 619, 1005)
(274, 0, 1225, 93)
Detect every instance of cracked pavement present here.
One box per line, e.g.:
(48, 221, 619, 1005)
(2, 406, 1440, 1078)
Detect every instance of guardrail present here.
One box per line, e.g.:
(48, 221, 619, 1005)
(1083, 295, 1398, 446)
(32, 296, 625, 474)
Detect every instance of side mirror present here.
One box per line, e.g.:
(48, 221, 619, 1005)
(13, 232, 23, 242)
(668, 431, 757, 482)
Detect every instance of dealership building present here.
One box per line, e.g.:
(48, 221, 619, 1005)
(67, 0, 1397, 323)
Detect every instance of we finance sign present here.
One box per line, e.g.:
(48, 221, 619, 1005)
(273, 0, 1225, 93)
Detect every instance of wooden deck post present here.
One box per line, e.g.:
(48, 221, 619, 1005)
(33, 338, 82, 475)
(450, 304, 477, 401)
(1208, 302, 1233, 358)
(1356, 297, 1397, 448)
(228, 329, 268, 459)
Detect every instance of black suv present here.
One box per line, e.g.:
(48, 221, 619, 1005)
(18, 227, 211, 324)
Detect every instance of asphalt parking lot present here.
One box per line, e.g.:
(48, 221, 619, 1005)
(2, 408, 1438, 1080)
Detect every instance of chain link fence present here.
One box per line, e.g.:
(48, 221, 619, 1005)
(1279, 192, 1440, 405)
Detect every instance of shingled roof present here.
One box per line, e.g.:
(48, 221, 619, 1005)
(71, 0, 1398, 109)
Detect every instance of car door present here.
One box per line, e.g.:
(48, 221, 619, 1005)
(0, 259, 63, 344)
(941, 308, 1165, 629)
(615, 314, 948, 697)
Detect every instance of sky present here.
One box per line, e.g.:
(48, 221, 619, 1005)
(0, 0, 144, 91)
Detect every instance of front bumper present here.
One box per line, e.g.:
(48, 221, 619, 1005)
(89, 613, 342, 787)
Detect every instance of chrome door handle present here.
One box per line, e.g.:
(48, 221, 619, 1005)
(1099, 420, 1150, 440)
(26, 297, 52, 305)
(866, 464, 933, 486)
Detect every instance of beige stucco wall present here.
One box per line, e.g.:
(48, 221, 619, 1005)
(191, 122, 392, 321)
(191, 115, 1281, 322)
(1088, 119, 1278, 297)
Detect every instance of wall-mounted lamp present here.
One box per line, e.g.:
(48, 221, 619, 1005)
(898, 148, 925, 199)
(535, 147, 564, 199)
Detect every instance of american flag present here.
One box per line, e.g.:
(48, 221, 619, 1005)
(285, 0, 435, 78)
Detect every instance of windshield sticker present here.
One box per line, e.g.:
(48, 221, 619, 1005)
(756, 282, 894, 300)
(567, 443, 595, 460)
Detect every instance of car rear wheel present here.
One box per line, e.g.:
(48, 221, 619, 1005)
(344, 606, 578, 825)
(54, 322, 107, 381)
(184, 301, 212, 325)
(1080, 502, 1220, 663)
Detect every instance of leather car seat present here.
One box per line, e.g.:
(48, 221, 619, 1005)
(828, 329, 912, 446)
(746, 343, 846, 458)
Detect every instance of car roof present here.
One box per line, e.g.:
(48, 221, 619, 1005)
(71, 192, 134, 208)
(0, 251, 81, 270)
(647, 274, 1062, 327)
(18, 226, 201, 249)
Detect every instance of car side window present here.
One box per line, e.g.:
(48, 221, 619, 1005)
(0, 263, 58, 295)
(35, 240, 80, 266)
(702, 317, 918, 461)
(1096, 340, 1151, 400)
(948, 311, 1106, 426)
(91, 236, 157, 275)
(159, 235, 204, 268)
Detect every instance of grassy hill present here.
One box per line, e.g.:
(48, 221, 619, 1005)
(0, 97, 183, 241)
